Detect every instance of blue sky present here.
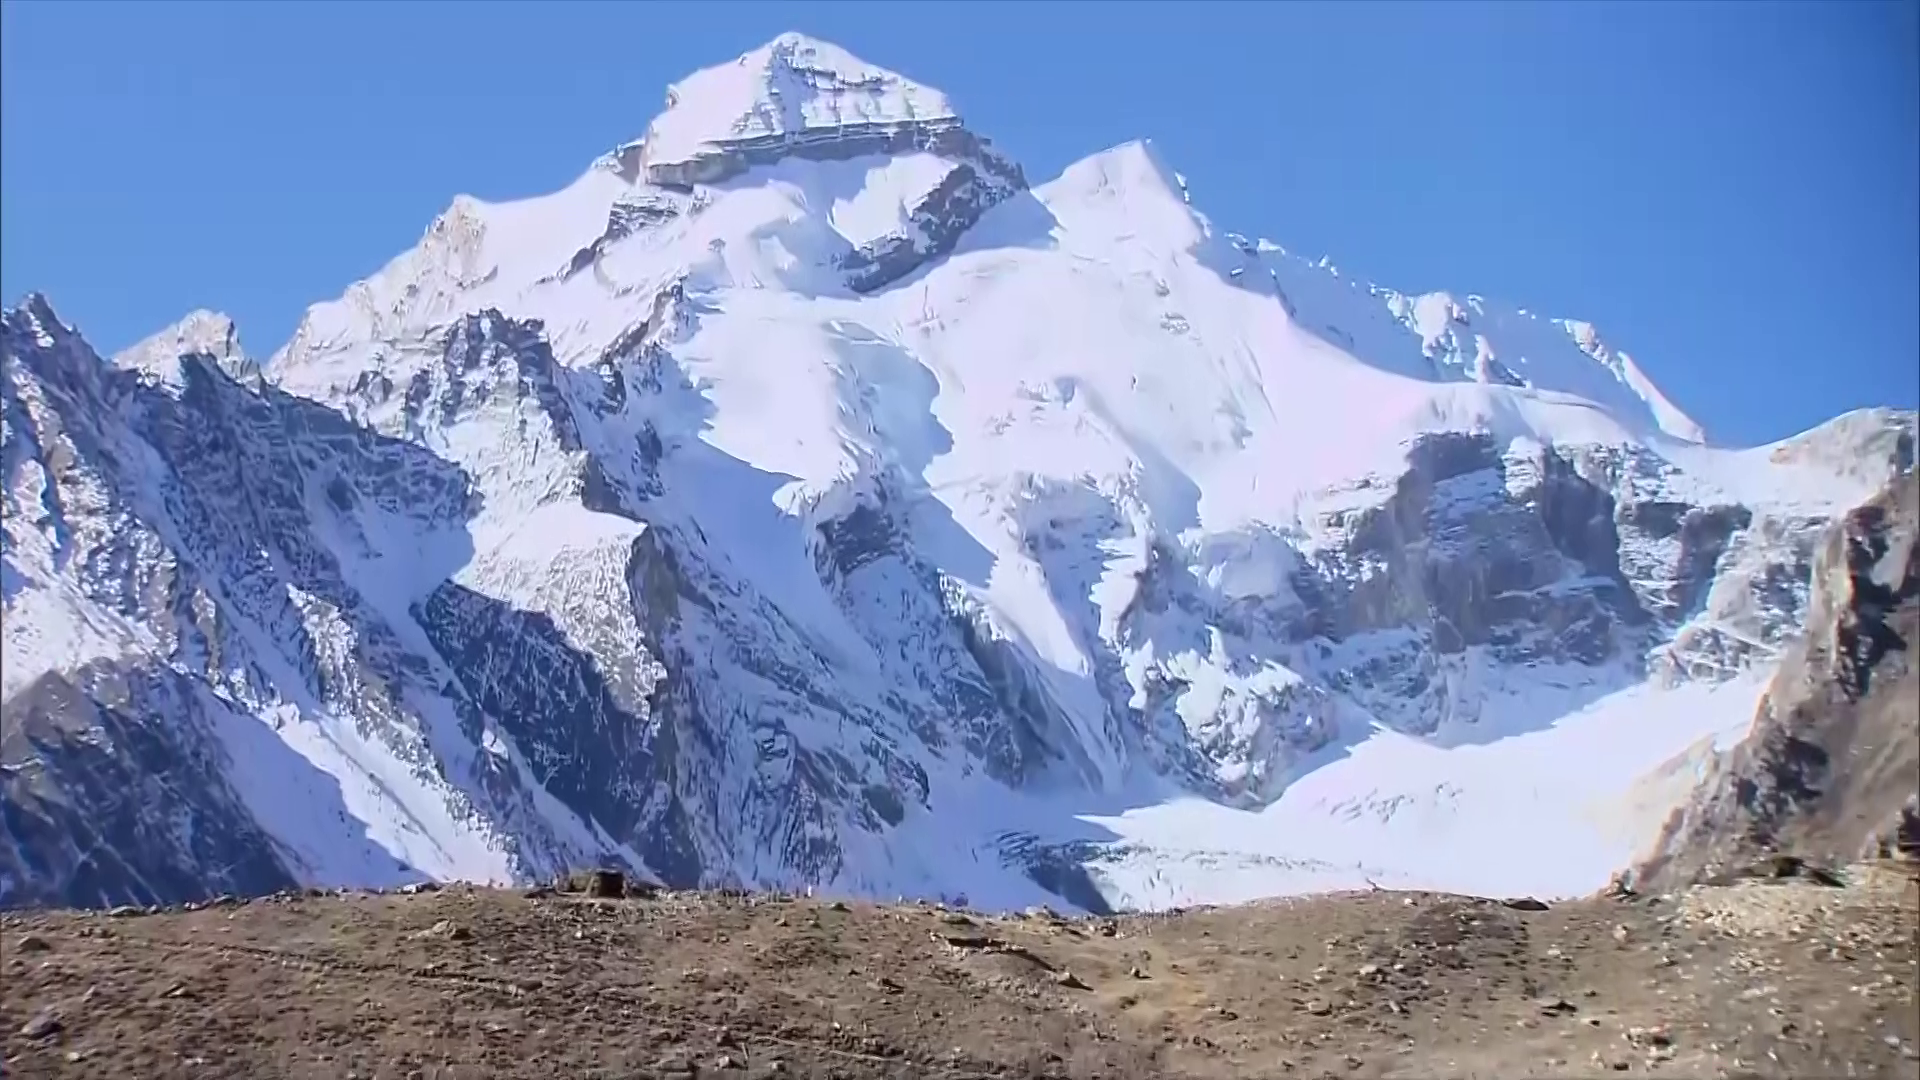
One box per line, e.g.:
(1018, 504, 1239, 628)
(2, 0, 1913, 447)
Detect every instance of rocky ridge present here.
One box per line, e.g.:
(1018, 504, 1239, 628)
(1635, 469, 1920, 890)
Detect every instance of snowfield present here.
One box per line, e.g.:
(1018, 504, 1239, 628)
(4, 32, 1913, 914)
(1078, 671, 1771, 908)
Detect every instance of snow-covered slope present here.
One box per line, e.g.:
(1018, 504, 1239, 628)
(4, 33, 1914, 912)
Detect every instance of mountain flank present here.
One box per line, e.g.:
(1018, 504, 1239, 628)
(1636, 469, 1919, 891)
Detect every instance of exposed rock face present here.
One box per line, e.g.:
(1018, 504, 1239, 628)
(0, 299, 656, 908)
(837, 130, 1027, 294)
(633, 118, 1028, 297)
(604, 31, 1027, 295)
(1634, 470, 1920, 889)
(635, 32, 965, 188)
(557, 191, 699, 282)
(1070, 423, 1915, 807)
(0, 298, 1084, 908)
(1, 665, 302, 909)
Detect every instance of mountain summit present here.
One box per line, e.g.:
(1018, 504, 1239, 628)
(3, 35, 1913, 913)
(644, 33, 961, 170)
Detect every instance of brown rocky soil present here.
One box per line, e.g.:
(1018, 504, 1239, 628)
(4, 865, 1916, 1080)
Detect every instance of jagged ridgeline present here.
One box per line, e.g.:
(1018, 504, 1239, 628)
(4, 33, 1915, 913)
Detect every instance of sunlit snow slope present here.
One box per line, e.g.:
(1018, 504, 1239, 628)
(4, 32, 1914, 912)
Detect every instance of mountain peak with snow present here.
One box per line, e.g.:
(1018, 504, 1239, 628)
(635, 33, 967, 187)
(10, 292, 66, 343)
(115, 308, 240, 364)
(113, 307, 256, 387)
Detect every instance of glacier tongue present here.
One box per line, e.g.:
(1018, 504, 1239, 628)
(5, 34, 1916, 915)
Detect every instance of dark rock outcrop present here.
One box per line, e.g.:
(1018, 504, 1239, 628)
(1, 665, 303, 910)
(1634, 470, 1920, 890)
(835, 132, 1027, 294)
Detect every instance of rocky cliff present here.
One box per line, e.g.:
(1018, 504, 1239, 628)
(1634, 469, 1920, 890)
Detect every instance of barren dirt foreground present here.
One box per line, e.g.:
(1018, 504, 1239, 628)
(4, 867, 1917, 1080)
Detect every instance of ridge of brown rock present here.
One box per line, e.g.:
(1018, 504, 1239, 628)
(1636, 469, 1920, 892)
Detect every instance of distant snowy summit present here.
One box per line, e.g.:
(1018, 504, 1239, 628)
(111, 308, 259, 389)
(648, 33, 958, 167)
(603, 33, 1710, 444)
(593, 33, 1027, 296)
(605, 32, 992, 193)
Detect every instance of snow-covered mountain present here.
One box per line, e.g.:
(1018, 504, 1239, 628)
(3, 32, 1913, 912)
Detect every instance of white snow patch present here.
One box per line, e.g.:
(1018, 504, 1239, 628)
(1, 585, 159, 699)
(1072, 672, 1770, 910)
(824, 153, 956, 247)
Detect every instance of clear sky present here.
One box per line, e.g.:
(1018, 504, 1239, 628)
(2, 0, 1914, 447)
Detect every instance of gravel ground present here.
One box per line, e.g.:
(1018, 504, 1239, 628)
(3, 864, 1915, 1079)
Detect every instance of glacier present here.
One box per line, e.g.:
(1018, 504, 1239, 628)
(3, 32, 1913, 913)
